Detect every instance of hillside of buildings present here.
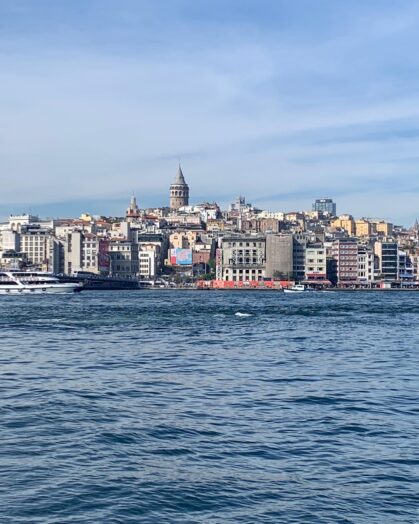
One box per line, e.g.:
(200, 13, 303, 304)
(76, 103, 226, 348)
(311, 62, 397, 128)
(2, 169, 419, 289)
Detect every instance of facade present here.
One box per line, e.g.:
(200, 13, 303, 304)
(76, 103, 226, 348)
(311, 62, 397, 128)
(137, 233, 167, 274)
(108, 239, 139, 277)
(357, 247, 375, 283)
(20, 226, 56, 269)
(355, 220, 373, 238)
(313, 198, 336, 216)
(169, 165, 189, 210)
(374, 221, 393, 237)
(241, 217, 280, 234)
(139, 250, 157, 279)
(64, 231, 104, 275)
(374, 241, 398, 281)
(217, 236, 266, 281)
(293, 233, 309, 282)
(331, 238, 358, 285)
(0, 230, 20, 252)
(8, 214, 39, 232)
(331, 215, 355, 236)
(229, 196, 252, 214)
(305, 244, 326, 281)
(265, 234, 293, 279)
(398, 251, 414, 283)
(169, 231, 198, 250)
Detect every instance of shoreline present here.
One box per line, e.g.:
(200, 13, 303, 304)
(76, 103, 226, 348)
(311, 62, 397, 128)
(142, 286, 419, 292)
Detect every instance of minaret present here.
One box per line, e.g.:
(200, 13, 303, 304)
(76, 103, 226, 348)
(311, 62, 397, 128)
(170, 164, 189, 210)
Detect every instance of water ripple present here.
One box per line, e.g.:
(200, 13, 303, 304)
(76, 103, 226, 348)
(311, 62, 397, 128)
(1, 290, 418, 523)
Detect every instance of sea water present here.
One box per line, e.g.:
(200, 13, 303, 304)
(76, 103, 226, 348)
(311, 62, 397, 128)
(1, 290, 418, 523)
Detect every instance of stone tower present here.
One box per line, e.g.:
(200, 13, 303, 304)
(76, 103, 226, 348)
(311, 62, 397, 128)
(170, 164, 189, 210)
(126, 194, 140, 220)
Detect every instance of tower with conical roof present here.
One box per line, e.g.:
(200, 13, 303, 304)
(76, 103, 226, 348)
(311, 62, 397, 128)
(126, 194, 140, 220)
(170, 164, 189, 210)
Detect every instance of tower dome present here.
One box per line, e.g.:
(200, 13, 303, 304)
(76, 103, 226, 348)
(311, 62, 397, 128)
(170, 164, 189, 210)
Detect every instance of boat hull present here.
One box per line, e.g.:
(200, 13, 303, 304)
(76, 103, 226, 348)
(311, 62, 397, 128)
(0, 283, 82, 295)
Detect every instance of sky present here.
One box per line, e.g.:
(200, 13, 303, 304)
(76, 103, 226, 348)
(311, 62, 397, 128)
(1, 0, 419, 225)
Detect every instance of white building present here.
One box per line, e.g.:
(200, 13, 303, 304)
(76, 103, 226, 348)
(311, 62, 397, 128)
(357, 249, 375, 283)
(139, 250, 157, 279)
(304, 244, 326, 281)
(20, 227, 54, 266)
(0, 230, 20, 253)
(8, 214, 39, 232)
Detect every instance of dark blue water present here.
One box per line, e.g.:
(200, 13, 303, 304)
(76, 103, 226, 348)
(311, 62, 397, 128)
(1, 291, 418, 523)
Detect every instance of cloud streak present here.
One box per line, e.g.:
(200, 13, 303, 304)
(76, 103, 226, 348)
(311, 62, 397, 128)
(0, 0, 418, 224)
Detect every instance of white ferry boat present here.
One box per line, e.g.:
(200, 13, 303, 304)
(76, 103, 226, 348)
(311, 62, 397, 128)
(0, 271, 83, 295)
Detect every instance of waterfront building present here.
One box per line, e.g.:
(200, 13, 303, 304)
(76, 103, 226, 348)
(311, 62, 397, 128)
(374, 241, 398, 282)
(398, 251, 414, 283)
(312, 198, 336, 216)
(0, 250, 28, 270)
(137, 233, 168, 274)
(304, 244, 327, 281)
(139, 250, 157, 279)
(265, 234, 293, 279)
(217, 236, 266, 281)
(64, 231, 106, 275)
(20, 225, 55, 267)
(108, 238, 139, 277)
(331, 238, 358, 285)
(293, 233, 310, 282)
(357, 247, 375, 283)
(170, 165, 189, 210)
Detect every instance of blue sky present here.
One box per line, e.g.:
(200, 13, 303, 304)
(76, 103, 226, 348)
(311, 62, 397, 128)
(1, 0, 419, 224)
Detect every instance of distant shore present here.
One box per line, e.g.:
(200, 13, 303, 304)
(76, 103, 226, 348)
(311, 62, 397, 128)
(143, 286, 419, 292)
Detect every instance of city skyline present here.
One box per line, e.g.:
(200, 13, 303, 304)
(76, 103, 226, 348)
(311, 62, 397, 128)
(1, 1, 419, 224)
(0, 169, 411, 228)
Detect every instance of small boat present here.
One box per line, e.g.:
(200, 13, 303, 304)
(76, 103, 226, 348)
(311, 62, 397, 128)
(283, 284, 308, 293)
(0, 271, 83, 295)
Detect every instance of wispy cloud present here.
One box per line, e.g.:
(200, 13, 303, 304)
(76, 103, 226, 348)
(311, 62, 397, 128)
(0, 0, 419, 224)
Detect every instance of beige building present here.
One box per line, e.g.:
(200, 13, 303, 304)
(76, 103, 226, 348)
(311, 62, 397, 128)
(331, 215, 355, 236)
(374, 221, 393, 236)
(355, 219, 372, 238)
(169, 231, 198, 250)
